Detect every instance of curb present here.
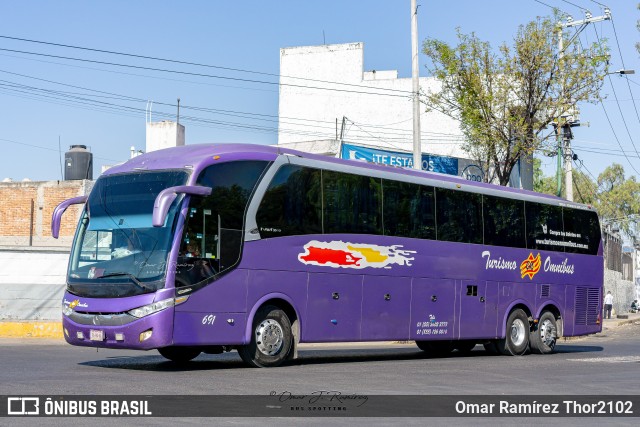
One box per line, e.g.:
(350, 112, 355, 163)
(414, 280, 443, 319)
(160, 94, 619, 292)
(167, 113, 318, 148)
(0, 321, 63, 339)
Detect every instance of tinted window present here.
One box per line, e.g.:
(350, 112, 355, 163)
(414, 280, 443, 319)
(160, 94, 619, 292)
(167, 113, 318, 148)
(176, 161, 269, 289)
(383, 180, 435, 239)
(256, 165, 322, 238)
(525, 202, 564, 252)
(435, 188, 483, 244)
(483, 195, 525, 248)
(323, 170, 382, 235)
(563, 208, 601, 255)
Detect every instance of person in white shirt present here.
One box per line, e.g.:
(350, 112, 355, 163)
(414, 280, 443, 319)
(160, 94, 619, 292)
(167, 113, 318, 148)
(604, 291, 614, 319)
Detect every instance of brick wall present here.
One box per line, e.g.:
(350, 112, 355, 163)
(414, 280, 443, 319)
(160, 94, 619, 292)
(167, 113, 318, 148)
(0, 180, 93, 247)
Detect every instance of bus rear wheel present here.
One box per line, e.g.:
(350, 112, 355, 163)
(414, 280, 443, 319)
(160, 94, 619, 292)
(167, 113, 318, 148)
(238, 305, 293, 368)
(497, 309, 529, 356)
(158, 346, 201, 363)
(530, 311, 558, 354)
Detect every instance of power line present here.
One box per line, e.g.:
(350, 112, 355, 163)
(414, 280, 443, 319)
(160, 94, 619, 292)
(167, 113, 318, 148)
(0, 68, 467, 142)
(0, 47, 410, 98)
(0, 34, 414, 96)
(0, 137, 117, 162)
(586, 0, 608, 8)
(532, 0, 566, 13)
(558, 0, 588, 11)
(591, 24, 640, 167)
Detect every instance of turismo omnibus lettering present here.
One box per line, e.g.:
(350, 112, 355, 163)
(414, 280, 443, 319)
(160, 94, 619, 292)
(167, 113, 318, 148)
(52, 144, 603, 367)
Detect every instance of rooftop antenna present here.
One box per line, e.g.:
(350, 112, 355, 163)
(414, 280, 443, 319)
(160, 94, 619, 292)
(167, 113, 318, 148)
(323, 30, 326, 45)
(177, 98, 180, 125)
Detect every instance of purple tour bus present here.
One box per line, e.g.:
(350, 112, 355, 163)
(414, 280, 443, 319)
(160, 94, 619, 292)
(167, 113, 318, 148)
(51, 143, 603, 367)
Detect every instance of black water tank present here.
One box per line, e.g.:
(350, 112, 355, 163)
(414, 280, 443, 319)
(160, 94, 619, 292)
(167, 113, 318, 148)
(64, 145, 93, 180)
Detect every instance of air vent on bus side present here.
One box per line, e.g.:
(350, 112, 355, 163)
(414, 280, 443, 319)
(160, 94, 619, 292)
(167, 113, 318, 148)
(575, 287, 600, 326)
(540, 285, 550, 298)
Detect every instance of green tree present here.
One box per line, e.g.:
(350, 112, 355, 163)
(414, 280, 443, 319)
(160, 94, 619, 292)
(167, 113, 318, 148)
(594, 164, 640, 234)
(423, 16, 609, 185)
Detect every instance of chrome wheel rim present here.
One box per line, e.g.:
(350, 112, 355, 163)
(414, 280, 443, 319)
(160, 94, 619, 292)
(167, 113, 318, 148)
(255, 319, 284, 356)
(539, 319, 557, 348)
(511, 318, 526, 347)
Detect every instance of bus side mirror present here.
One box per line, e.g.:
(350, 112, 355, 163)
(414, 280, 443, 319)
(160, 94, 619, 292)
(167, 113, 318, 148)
(51, 195, 88, 239)
(152, 185, 212, 227)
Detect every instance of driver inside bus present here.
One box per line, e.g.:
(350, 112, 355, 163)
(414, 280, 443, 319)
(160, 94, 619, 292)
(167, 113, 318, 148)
(112, 237, 142, 258)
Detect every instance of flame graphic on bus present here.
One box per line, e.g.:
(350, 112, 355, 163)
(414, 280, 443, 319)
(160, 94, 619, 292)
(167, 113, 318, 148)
(298, 240, 416, 269)
(520, 252, 541, 279)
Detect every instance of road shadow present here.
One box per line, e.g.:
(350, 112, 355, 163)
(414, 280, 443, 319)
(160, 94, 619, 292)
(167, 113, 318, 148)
(79, 342, 603, 372)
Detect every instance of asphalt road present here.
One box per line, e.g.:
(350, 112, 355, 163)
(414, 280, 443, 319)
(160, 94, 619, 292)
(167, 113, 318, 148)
(1, 322, 639, 426)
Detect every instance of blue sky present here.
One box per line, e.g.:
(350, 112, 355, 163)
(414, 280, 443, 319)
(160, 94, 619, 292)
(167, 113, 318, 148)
(0, 0, 639, 185)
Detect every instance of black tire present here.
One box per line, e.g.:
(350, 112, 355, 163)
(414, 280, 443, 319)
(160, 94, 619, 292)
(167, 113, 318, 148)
(415, 340, 454, 356)
(157, 346, 201, 363)
(238, 305, 293, 368)
(497, 309, 530, 356)
(530, 311, 558, 354)
(483, 341, 500, 355)
(454, 340, 476, 354)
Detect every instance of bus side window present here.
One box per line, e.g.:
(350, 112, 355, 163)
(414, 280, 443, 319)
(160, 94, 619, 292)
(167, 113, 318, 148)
(563, 208, 600, 255)
(323, 171, 382, 235)
(435, 187, 483, 244)
(382, 180, 435, 239)
(483, 195, 525, 248)
(256, 165, 322, 238)
(525, 202, 564, 252)
(176, 161, 270, 288)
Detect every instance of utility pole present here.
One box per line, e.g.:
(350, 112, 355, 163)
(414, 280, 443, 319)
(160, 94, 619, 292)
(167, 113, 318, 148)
(411, 0, 422, 171)
(557, 9, 611, 201)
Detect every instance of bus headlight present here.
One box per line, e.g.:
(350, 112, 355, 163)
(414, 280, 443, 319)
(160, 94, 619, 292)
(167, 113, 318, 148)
(128, 296, 188, 319)
(62, 303, 73, 316)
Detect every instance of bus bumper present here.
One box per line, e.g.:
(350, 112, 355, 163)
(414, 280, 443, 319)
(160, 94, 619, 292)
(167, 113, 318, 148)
(62, 307, 174, 350)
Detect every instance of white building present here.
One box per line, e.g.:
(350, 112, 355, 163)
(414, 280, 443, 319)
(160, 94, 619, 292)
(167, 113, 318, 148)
(146, 120, 185, 153)
(278, 42, 466, 159)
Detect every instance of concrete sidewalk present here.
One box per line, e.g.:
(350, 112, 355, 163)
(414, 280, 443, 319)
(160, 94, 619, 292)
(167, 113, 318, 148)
(602, 312, 640, 330)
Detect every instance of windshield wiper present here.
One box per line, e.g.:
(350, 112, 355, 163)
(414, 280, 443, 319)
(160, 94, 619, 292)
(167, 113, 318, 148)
(99, 272, 150, 290)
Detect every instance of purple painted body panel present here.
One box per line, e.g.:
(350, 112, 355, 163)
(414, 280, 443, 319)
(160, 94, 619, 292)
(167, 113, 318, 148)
(361, 276, 412, 340)
(239, 234, 603, 343)
(61, 144, 603, 351)
(63, 303, 174, 350)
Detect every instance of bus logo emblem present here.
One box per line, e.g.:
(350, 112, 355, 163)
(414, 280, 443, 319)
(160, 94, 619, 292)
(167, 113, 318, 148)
(298, 240, 415, 269)
(520, 253, 541, 279)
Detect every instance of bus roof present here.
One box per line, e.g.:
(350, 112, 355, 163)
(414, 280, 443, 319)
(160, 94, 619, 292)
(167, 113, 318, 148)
(103, 143, 590, 210)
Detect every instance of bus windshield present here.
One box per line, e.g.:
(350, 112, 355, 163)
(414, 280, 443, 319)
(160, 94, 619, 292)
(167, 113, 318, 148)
(67, 170, 189, 298)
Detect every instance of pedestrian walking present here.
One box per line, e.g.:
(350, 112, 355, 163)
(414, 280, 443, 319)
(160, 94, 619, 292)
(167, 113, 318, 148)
(604, 291, 614, 319)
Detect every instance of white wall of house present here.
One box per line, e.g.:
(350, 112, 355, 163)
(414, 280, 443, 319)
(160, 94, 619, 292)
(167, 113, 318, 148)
(278, 42, 466, 159)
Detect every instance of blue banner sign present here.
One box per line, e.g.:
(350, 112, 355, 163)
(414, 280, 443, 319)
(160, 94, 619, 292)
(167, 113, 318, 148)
(341, 143, 459, 175)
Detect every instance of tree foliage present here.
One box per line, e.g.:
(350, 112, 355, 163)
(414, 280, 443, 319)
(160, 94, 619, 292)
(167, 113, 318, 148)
(422, 15, 609, 185)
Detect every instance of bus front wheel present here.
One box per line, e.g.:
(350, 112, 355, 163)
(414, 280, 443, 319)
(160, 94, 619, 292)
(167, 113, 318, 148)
(529, 311, 558, 354)
(158, 346, 201, 363)
(238, 305, 293, 368)
(497, 309, 529, 356)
